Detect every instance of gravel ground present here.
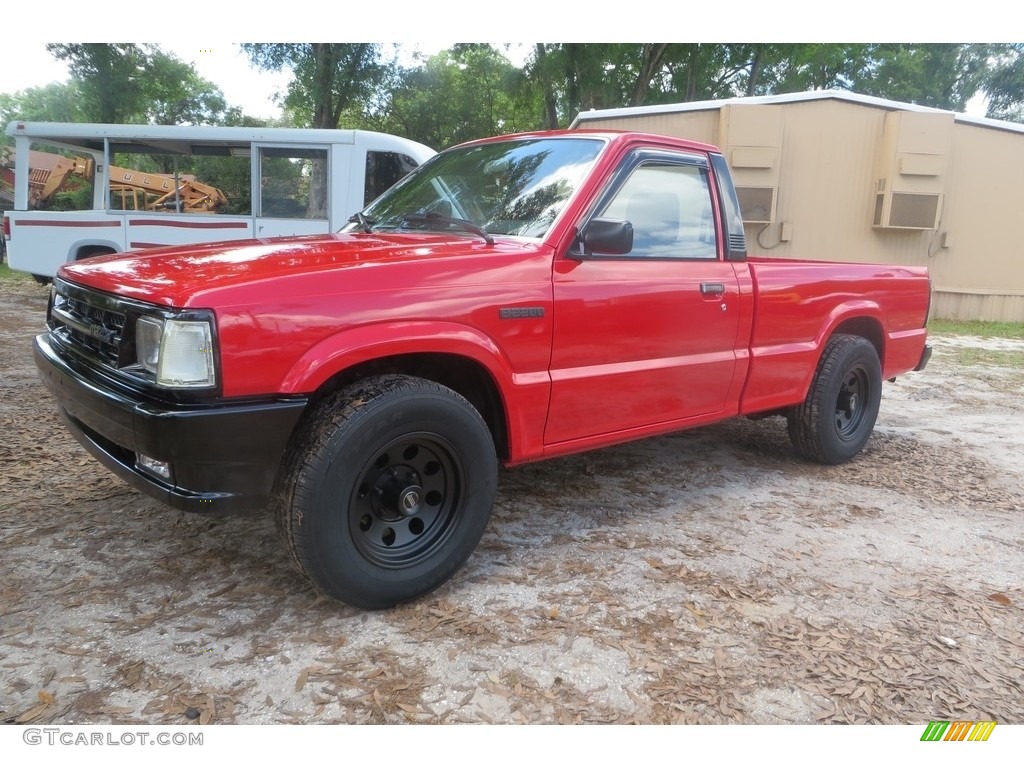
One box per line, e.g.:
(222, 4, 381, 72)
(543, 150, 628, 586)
(1, 277, 1022, 726)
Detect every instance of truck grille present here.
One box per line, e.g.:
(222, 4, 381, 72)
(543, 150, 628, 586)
(50, 285, 129, 367)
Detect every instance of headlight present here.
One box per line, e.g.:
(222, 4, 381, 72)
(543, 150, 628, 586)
(135, 316, 216, 388)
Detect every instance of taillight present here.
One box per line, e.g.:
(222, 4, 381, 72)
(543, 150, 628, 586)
(2, 214, 9, 241)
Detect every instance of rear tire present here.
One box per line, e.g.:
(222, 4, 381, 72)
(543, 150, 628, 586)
(275, 375, 498, 609)
(788, 334, 882, 465)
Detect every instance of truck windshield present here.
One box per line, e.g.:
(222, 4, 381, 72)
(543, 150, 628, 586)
(352, 136, 605, 239)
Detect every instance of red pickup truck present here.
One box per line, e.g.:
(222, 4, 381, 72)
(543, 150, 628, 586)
(34, 130, 931, 608)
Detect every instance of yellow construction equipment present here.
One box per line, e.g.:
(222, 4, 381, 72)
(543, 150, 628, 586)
(8, 149, 228, 212)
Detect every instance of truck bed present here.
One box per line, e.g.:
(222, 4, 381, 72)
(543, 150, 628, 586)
(741, 257, 930, 415)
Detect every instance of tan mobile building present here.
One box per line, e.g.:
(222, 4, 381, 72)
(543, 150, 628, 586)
(571, 90, 1024, 322)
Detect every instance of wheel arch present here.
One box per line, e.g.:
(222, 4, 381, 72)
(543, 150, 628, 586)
(281, 324, 516, 462)
(796, 304, 886, 402)
(315, 352, 510, 461)
(828, 314, 885, 364)
(74, 243, 119, 261)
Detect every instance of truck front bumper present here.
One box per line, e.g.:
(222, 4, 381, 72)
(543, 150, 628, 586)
(34, 333, 308, 514)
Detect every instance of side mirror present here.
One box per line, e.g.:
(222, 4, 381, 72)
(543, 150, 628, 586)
(575, 218, 633, 258)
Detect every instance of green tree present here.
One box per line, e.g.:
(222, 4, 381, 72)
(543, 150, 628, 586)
(44, 43, 229, 125)
(527, 43, 649, 126)
(521, 43, 1023, 126)
(754, 43, 874, 94)
(531, 44, 560, 129)
(982, 44, 1024, 121)
(376, 45, 539, 148)
(142, 50, 229, 125)
(0, 82, 84, 125)
(526, 43, 638, 128)
(46, 44, 149, 123)
(241, 44, 387, 130)
(661, 44, 768, 102)
(850, 44, 999, 111)
(524, 44, 785, 127)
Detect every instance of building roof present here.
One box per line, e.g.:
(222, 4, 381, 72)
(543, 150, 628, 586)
(571, 89, 1024, 136)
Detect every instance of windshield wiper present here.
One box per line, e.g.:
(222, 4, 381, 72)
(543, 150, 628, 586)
(347, 212, 375, 233)
(399, 212, 494, 245)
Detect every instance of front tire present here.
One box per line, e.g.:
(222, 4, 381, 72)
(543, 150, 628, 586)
(275, 375, 498, 609)
(788, 334, 882, 465)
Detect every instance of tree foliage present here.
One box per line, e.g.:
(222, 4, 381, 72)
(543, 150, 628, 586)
(241, 44, 387, 130)
(848, 44, 1001, 112)
(528, 43, 685, 126)
(756, 44, 874, 94)
(43, 44, 229, 125)
(525, 43, 885, 126)
(46, 44, 148, 123)
(984, 44, 1024, 121)
(372, 45, 539, 148)
(143, 49, 229, 125)
(0, 82, 84, 125)
(3, 42, 1024, 144)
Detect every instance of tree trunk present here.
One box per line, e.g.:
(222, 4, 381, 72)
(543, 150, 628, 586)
(747, 46, 763, 97)
(535, 44, 560, 129)
(312, 43, 336, 130)
(629, 44, 669, 106)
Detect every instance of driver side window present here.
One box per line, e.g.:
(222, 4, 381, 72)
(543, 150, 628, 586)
(598, 161, 717, 259)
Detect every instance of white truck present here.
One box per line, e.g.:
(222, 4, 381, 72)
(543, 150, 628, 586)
(1, 121, 435, 281)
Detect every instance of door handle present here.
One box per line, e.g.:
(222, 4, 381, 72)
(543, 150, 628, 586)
(700, 282, 726, 297)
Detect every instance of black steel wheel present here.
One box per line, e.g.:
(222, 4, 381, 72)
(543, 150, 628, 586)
(833, 365, 871, 440)
(349, 432, 464, 568)
(788, 334, 882, 465)
(275, 375, 497, 609)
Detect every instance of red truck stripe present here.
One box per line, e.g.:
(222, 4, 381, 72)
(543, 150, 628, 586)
(127, 219, 248, 229)
(14, 220, 120, 228)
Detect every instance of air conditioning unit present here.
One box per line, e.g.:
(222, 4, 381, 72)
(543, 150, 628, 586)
(872, 111, 950, 231)
(736, 186, 776, 225)
(872, 189, 942, 230)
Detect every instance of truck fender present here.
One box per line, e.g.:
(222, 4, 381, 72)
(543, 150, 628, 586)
(278, 320, 548, 458)
(279, 320, 520, 396)
(799, 300, 885, 396)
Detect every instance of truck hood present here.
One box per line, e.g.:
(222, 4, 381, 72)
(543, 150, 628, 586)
(58, 232, 537, 307)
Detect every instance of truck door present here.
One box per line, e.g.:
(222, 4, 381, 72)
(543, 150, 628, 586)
(545, 150, 743, 445)
(254, 145, 332, 238)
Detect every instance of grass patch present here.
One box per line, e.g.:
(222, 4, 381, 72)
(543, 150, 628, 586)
(0, 261, 33, 282)
(929, 318, 1024, 340)
(934, 346, 1024, 369)
(0, 262, 36, 282)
